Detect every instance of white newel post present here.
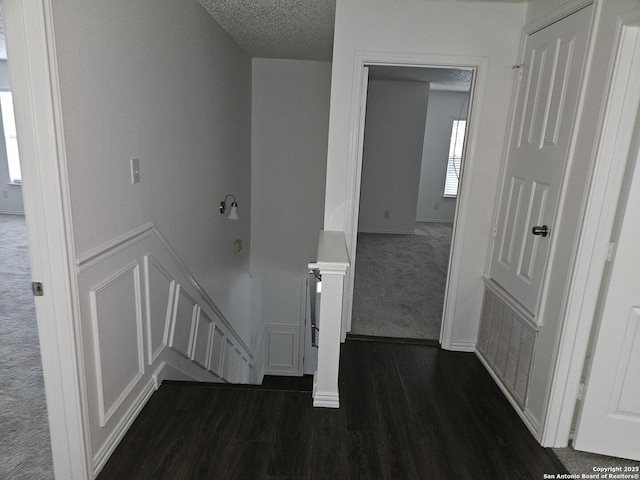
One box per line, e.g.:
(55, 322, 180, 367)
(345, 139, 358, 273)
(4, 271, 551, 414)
(308, 230, 349, 408)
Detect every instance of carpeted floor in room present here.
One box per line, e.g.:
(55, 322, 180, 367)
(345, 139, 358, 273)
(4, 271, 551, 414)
(351, 222, 452, 340)
(0, 214, 54, 480)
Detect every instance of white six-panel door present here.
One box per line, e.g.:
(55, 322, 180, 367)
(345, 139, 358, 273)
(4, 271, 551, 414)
(573, 25, 640, 460)
(490, 6, 592, 315)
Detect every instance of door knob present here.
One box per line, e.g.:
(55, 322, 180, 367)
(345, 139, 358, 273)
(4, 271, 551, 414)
(531, 225, 550, 237)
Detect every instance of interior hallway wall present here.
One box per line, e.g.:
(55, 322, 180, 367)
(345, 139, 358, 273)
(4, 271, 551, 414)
(323, 0, 527, 346)
(50, 0, 257, 346)
(251, 58, 331, 277)
(251, 58, 331, 374)
(358, 79, 429, 234)
(416, 89, 469, 223)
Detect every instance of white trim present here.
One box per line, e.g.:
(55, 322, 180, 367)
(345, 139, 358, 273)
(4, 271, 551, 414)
(339, 51, 488, 352)
(416, 218, 454, 224)
(447, 341, 476, 353)
(475, 349, 541, 438)
(92, 378, 156, 474)
(89, 263, 145, 427)
(356, 228, 415, 235)
(483, 276, 539, 331)
(525, 0, 594, 35)
(541, 6, 640, 448)
(4, 0, 92, 477)
(77, 222, 154, 271)
(143, 254, 174, 365)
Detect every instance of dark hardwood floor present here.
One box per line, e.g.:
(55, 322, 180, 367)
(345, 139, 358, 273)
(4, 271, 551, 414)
(97, 339, 567, 480)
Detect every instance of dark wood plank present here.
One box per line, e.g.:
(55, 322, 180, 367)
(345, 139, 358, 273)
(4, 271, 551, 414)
(346, 430, 389, 480)
(97, 339, 568, 480)
(266, 392, 313, 477)
(309, 407, 348, 479)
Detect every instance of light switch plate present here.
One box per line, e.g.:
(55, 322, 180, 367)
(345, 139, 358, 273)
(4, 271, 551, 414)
(130, 158, 140, 184)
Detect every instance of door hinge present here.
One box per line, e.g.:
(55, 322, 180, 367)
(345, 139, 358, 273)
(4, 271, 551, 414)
(513, 63, 524, 82)
(32, 281, 44, 296)
(606, 241, 616, 262)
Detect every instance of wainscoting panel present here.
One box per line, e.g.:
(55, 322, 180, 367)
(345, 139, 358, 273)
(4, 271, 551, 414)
(143, 255, 174, 365)
(222, 338, 236, 382)
(192, 310, 213, 369)
(89, 263, 145, 427)
(209, 326, 225, 376)
(76, 223, 258, 476)
(169, 285, 198, 359)
(264, 325, 301, 376)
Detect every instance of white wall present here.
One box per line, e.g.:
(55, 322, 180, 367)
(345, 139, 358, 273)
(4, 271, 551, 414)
(251, 58, 332, 375)
(416, 89, 468, 223)
(526, 0, 584, 27)
(324, 0, 527, 345)
(50, 0, 257, 347)
(251, 58, 331, 276)
(358, 79, 429, 233)
(0, 60, 23, 214)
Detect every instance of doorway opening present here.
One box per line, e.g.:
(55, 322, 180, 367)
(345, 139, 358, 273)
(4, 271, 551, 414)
(350, 65, 473, 342)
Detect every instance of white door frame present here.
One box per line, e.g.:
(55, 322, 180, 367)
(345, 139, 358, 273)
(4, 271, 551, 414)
(342, 51, 489, 350)
(5, 0, 91, 478)
(541, 3, 640, 448)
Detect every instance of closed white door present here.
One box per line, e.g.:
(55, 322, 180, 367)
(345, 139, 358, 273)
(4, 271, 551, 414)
(490, 6, 592, 314)
(573, 52, 640, 459)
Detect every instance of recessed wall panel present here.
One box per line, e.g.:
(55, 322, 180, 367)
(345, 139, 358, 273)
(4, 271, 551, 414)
(169, 285, 197, 358)
(90, 264, 144, 426)
(144, 255, 174, 364)
(192, 311, 213, 368)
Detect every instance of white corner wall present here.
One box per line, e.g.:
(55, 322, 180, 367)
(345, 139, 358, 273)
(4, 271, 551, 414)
(251, 58, 331, 276)
(51, 0, 256, 348)
(251, 58, 331, 375)
(324, 0, 527, 347)
(48, 0, 261, 470)
(416, 89, 469, 223)
(0, 60, 23, 214)
(358, 79, 429, 234)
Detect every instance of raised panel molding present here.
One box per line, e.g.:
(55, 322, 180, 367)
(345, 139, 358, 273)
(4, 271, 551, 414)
(209, 326, 225, 377)
(89, 263, 145, 427)
(265, 325, 301, 376)
(169, 285, 198, 359)
(143, 255, 175, 365)
(192, 310, 214, 369)
(77, 223, 259, 475)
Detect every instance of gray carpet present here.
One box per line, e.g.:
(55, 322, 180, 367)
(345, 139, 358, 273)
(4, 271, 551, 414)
(351, 222, 452, 340)
(552, 442, 640, 475)
(0, 214, 54, 479)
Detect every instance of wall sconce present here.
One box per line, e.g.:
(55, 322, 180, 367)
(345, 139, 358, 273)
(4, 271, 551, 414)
(219, 194, 240, 220)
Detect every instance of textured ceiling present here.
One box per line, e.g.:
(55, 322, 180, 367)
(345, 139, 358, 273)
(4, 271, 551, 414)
(199, 0, 527, 62)
(199, 0, 336, 61)
(369, 65, 473, 91)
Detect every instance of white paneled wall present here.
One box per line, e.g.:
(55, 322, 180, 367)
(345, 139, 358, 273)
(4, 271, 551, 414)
(76, 224, 256, 475)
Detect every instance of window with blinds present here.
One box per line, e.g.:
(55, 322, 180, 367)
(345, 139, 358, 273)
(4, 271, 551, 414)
(443, 119, 466, 197)
(0, 92, 21, 184)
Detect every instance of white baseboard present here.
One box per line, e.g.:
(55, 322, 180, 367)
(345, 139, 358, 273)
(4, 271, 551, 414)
(415, 218, 454, 224)
(447, 340, 476, 352)
(475, 349, 541, 440)
(357, 228, 415, 234)
(0, 209, 25, 215)
(92, 378, 156, 475)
